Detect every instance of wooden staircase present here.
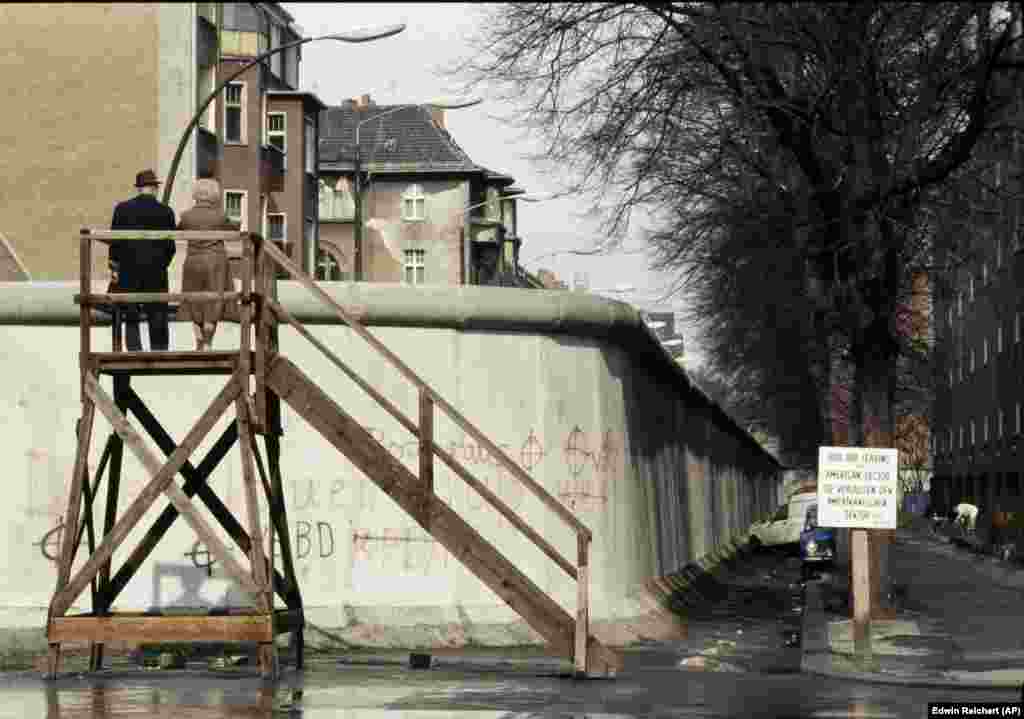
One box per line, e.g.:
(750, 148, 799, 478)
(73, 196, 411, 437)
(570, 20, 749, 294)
(266, 355, 621, 675)
(46, 229, 622, 679)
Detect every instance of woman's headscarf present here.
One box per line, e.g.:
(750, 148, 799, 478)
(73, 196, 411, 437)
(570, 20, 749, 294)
(193, 178, 222, 207)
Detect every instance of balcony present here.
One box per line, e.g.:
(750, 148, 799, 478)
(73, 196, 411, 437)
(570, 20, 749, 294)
(196, 127, 219, 179)
(197, 16, 219, 68)
(261, 144, 286, 193)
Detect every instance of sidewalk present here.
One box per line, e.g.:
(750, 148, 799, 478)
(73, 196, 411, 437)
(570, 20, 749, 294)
(801, 522, 1024, 688)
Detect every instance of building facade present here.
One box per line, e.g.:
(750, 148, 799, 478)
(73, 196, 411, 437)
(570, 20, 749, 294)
(210, 3, 324, 275)
(931, 122, 1024, 521)
(0, 2, 321, 284)
(316, 95, 530, 286)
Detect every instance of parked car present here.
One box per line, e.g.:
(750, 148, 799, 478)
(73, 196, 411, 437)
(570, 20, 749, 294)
(749, 490, 817, 549)
(799, 503, 835, 580)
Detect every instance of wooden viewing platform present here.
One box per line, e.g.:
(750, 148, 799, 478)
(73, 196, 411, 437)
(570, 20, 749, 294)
(45, 228, 621, 680)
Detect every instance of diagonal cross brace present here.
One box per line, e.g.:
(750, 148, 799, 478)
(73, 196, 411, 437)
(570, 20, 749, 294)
(103, 390, 291, 607)
(51, 374, 247, 617)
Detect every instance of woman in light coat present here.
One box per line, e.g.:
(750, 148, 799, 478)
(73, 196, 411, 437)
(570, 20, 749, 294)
(178, 178, 237, 350)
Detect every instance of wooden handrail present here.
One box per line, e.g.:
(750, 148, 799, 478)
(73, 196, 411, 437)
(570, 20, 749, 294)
(259, 239, 592, 542)
(267, 298, 579, 578)
(75, 292, 242, 305)
(266, 299, 418, 437)
(81, 229, 246, 244)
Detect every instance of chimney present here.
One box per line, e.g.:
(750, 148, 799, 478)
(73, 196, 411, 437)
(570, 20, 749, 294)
(429, 107, 446, 129)
(352, 94, 372, 108)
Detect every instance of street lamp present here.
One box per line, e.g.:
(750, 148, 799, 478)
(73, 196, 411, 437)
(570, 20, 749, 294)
(351, 98, 482, 280)
(161, 23, 407, 206)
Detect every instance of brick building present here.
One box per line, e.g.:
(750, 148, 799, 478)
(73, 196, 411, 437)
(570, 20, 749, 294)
(0, 2, 322, 283)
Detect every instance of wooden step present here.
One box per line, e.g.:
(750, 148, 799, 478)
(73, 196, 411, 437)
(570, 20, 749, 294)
(265, 356, 621, 675)
(48, 609, 302, 644)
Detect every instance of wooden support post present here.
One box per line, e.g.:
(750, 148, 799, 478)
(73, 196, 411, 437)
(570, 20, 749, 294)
(419, 389, 434, 527)
(235, 396, 276, 678)
(52, 376, 240, 617)
(254, 237, 268, 432)
(80, 230, 92, 399)
(47, 401, 95, 678)
(264, 423, 304, 668)
(852, 528, 872, 661)
(240, 233, 253, 413)
(574, 534, 590, 678)
(101, 378, 130, 588)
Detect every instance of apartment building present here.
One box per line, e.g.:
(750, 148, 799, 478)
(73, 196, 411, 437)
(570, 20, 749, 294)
(0, 2, 321, 283)
(316, 95, 531, 286)
(212, 3, 324, 275)
(931, 127, 1024, 519)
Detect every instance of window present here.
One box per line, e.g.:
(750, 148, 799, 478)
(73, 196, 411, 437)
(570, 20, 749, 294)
(267, 112, 286, 168)
(401, 184, 426, 221)
(225, 82, 245, 143)
(957, 292, 963, 317)
(959, 425, 964, 449)
(984, 415, 989, 443)
(948, 367, 954, 387)
(304, 116, 315, 173)
(270, 23, 282, 78)
(403, 249, 425, 284)
(958, 360, 963, 382)
(267, 213, 286, 243)
(198, 65, 217, 132)
(983, 337, 989, 365)
(997, 236, 1004, 268)
(318, 178, 354, 220)
(998, 324, 1004, 354)
(314, 249, 337, 281)
(949, 428, 954, 452)
(968, 273, 975, 301)
(225, 190, 247, 231)
(970, 420, 975, 446)
(947, 307, 953, 327)
(970, 347, 975, 373)
(982, 261, 988, 286)
(999, 409, 1005, 438)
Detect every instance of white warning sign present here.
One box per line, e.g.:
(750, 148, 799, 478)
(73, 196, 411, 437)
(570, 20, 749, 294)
(817, 446, 899, 529)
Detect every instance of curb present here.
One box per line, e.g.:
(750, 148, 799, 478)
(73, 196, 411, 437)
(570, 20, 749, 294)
(799, 578, 1022, 689)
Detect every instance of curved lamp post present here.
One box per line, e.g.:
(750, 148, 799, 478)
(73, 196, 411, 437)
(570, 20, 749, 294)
(351, 98, 481, 280)
(161, 23, 407, 206)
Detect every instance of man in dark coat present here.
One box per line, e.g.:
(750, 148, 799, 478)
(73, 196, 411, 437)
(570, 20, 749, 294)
(110, 169, 177, 351)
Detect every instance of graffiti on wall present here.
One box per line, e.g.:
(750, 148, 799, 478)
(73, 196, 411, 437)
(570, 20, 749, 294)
(30, 425, 624, 583)
(351, 527, 449, 574)
(559, 426, 621, 510)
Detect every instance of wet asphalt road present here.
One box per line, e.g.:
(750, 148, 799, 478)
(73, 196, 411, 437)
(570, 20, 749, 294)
(6, 550, 1016, 718)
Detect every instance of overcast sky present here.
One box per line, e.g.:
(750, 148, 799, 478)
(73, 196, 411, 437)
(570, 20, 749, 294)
(284, 2, 703, 363)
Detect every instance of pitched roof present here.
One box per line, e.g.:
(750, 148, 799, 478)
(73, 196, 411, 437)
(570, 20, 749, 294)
(318, 102, 490, 174)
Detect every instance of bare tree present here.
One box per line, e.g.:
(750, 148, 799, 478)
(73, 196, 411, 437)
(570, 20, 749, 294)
(452, 2, 1024, 453)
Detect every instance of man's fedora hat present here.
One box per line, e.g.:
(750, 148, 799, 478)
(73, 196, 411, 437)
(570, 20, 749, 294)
(134, 169, 162, 188)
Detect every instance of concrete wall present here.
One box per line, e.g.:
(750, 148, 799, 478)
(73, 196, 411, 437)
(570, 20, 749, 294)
(0, 282, 781, 651)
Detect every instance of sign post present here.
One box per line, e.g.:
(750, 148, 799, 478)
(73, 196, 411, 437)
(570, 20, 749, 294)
(817, 446, 899, 662)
